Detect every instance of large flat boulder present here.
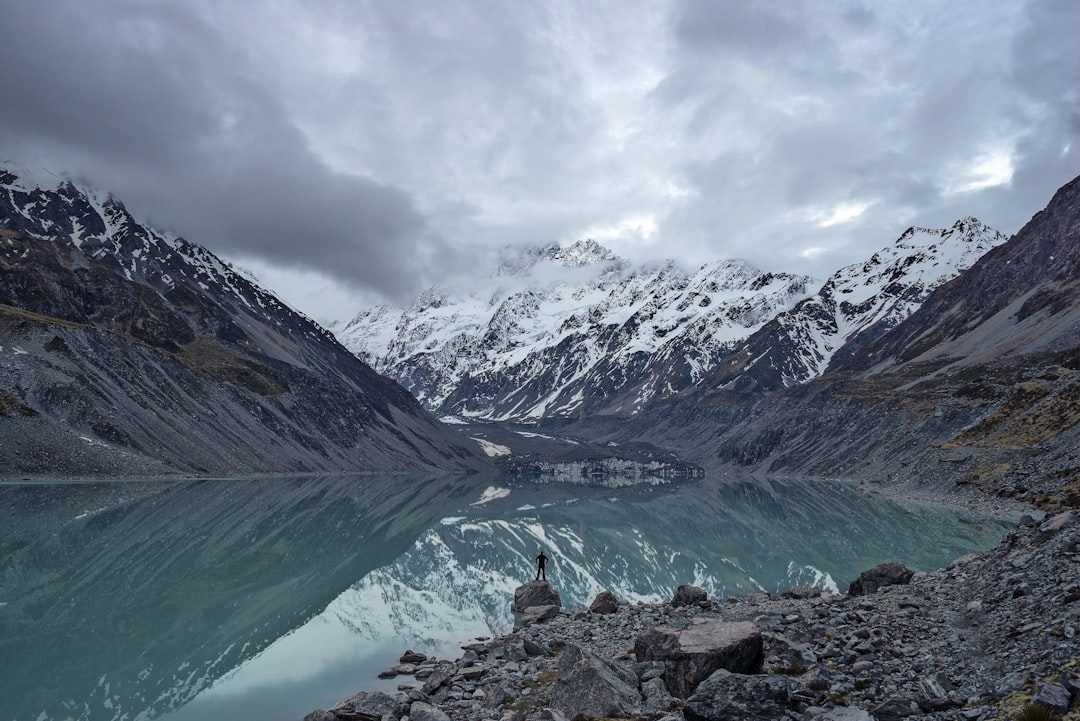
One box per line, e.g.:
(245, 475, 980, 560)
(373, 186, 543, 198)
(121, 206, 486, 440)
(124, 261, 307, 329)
(511, 581, 562, 612)
(550, 643, 641, 719)
(635, 619, 762, 698)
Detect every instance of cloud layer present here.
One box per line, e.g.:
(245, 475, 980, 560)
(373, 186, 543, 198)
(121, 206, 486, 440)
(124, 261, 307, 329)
(1, 0, 1077, 320)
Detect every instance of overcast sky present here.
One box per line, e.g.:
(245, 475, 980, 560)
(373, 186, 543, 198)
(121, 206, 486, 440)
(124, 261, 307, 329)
(2, 0, 1078, 325)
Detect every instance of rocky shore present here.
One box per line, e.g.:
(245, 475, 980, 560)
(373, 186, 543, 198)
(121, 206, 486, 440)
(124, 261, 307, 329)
(302, 509, 1079, 721)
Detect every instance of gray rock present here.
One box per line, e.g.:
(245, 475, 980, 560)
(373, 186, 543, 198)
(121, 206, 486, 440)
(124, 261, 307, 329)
(641, 676, 676, 712)
(331, 691, 407, 721)
(409, 701, 451, 721)
(523, 638, 549, 657)
(635, 618, 763, 698)
(672, 584, 708, 607)
(1038, 510, 1078, 540)
(815, 708, 875, 721)
(521, 604, 560, 625)
(481, 681, 509, 709)
(511, 581, 562, 612)
(550, 643, 641, 719)
(871, 696, 920, 721)
(847, 562, 915, 596)
(683, 669, 792, 721)
(589, 589, 620, 614)
(400, 650, 428, 664)
(1033, 681, 1072, 715)
(302, 711, 337, 721)
(422, 669, 452, 696)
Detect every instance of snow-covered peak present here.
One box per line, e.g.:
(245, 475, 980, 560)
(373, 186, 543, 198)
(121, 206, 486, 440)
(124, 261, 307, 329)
(545, 238, 620, 267)
(708, 217, 1008, 393)
(337, 244, 814, 420)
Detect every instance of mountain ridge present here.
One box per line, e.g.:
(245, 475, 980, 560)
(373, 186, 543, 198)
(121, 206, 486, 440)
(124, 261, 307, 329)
(0, 162, 487, 477)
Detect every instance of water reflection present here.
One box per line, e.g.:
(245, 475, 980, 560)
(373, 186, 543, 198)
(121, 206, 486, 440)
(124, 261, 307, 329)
(0, 474, 1015, 721)
(0, 474, 487, 721)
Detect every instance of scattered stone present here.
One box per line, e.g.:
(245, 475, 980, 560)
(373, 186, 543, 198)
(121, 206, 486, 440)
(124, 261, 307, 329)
(847, 562, 915, 596)
(671, 583, 708, 607)
(400, 650, 428, 664)
(589, 589, 620, 614)
(635, 618, 763, 698)
(302, 711, 336, 721)
(299, 512, 1080, 721)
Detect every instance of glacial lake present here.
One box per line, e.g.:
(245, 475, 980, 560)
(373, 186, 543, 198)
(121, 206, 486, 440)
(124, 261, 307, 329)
(0, 473, 1015, 721)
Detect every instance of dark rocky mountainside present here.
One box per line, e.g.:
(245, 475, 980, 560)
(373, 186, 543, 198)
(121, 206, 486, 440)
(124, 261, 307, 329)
(567, 173, 1080, 511)
(0, 165, 486, 477)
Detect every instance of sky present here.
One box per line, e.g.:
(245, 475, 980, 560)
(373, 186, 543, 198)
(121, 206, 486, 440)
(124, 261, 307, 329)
(1, 0, 1078, 326)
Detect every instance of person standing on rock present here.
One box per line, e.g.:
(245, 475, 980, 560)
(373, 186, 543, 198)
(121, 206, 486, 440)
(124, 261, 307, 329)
(535, 549, 549, 581)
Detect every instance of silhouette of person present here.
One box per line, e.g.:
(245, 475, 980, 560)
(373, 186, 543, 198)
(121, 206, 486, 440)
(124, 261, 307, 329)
(535, 550, 549, 581)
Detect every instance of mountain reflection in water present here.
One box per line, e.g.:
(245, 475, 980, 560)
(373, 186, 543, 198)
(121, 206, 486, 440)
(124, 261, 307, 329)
(0, 475, 1013, 721)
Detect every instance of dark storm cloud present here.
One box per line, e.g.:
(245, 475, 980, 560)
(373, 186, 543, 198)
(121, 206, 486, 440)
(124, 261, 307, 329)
(0, 0, 437, 300)
(1, 0, 1077, 319)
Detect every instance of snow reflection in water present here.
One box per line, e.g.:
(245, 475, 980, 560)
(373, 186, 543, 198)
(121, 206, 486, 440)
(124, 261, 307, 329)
(0, 475, 1013, 721)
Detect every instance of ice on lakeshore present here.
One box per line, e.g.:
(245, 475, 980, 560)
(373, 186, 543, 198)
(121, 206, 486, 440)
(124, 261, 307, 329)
(470, 486, 511, 505)
(470, 437, 511, 457)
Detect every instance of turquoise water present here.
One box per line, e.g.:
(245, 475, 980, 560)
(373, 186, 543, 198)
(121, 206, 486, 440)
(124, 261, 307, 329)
(0, 474, 1014, 721)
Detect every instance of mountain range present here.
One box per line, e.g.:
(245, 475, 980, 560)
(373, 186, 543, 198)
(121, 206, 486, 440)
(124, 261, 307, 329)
(0, 162, 484, 478)
(3, 157, 1079, 509)
(339, 220, 1007, 420)
(338, 240, 813, 421)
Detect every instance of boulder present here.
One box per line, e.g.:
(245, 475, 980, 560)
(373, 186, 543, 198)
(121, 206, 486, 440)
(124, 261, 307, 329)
(871, 696, 921, 721)
(1033, 681, 1073, 715)
(589, 589, 620, 614)
(410, 701, 451, 721)
(302, 712, 337, 721)
(521, 604, 560, 625)
(400, 649, 428, 664)
(847, 562, 914, 596)
(511, 580, 562, 612)
(550, 643, 641, 719)
(635, 618, 763, 698)
(683, 669, 792, 721)
(671, 584, 708, 607)
(330, 691, 407, 721)
(641, 676, 676, 712)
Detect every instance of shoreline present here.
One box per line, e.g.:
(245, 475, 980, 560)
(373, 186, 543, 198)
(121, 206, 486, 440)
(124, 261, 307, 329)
(305, 485, 1076, 721)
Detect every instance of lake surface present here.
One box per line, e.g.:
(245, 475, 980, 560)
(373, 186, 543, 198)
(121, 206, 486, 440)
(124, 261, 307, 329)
(0, 474, 1014, 721)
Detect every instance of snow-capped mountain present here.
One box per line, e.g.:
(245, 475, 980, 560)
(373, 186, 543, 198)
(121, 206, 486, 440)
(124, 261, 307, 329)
(698, 218, 1009, 393)
(0, 161, 483, 476)
(337, 239, 814, 421)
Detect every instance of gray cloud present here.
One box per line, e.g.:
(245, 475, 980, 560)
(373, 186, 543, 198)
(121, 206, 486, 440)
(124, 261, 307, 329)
(0, 0, 441, 302)
(1, 0, 1077, 319)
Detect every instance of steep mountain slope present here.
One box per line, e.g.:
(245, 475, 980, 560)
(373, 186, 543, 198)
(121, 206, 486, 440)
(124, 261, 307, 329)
(338, 240, 814, 421)
(0, 163, 485, 477)
(706, 219, 1008, 392)
(602, 173, 1080, 510)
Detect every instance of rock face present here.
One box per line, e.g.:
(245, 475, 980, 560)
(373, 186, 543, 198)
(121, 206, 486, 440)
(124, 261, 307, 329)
(634, 618, 763, 698)
(511, 581, 562, 613)
(0, 163, 486, 477)
(550, 644, 640, 719)
(847, 562, 915, 596)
